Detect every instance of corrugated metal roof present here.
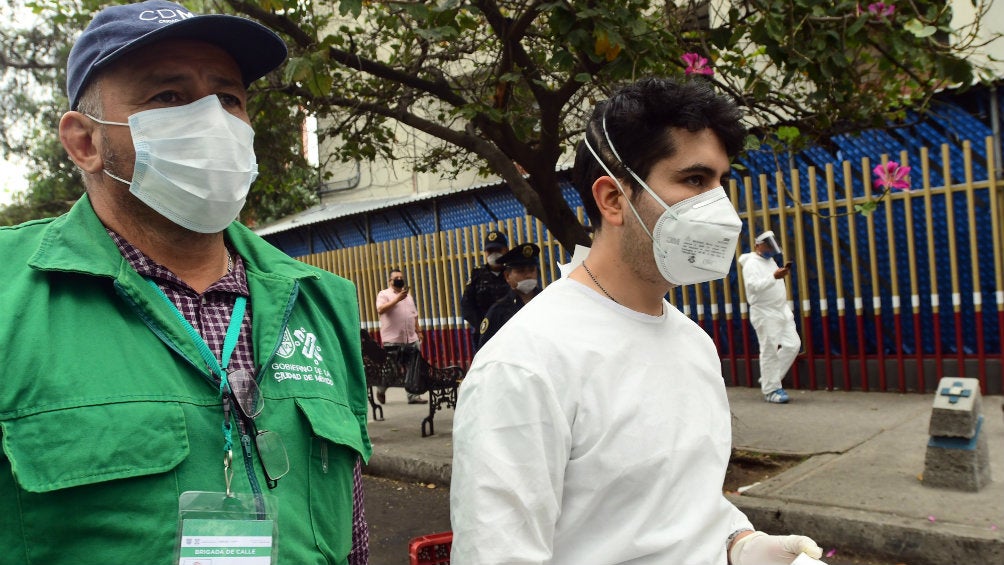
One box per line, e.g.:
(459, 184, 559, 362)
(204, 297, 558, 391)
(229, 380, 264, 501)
(253, 177, 503, 236)
(253, 161, 575, 238)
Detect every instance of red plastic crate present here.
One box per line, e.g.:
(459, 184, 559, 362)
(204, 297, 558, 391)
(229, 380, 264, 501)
(409, 531, 453, 565)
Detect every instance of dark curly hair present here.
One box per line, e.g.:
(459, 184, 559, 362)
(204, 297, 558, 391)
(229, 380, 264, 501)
(571, 78, 745, 228)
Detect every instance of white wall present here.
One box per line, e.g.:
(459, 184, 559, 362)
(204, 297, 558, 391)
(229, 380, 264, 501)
(952, 0, 1004, 77)
(314, 119, 498, 207)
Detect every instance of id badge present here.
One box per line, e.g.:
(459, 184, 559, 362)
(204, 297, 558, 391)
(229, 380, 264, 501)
(176, 491, 279, 565)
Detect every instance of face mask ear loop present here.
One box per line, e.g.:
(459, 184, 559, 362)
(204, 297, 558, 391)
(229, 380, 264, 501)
(84, 114, 130, 127)
(102, 169, 132, 186)
(84, 114, 134, 185)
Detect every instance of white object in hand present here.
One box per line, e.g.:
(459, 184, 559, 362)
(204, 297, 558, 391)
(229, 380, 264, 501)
(729, 532, 824, 565)
(792, 552, 829, 565)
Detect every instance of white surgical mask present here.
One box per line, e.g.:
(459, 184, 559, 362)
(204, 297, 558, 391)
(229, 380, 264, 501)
(583, 119, 741, 286)
(515, 278, 538, 294)
(487, 252, 503, 266)
(87, 95, 258, 233)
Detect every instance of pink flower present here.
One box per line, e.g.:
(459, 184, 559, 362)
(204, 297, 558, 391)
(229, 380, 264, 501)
(681, 53, 713, 76)
(868, 2, 895, 18)
(825, 549, 837, 558)
(873, 161, 911, 190)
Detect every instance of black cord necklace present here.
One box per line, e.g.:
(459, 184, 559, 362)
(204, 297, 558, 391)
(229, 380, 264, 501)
(582, 262, 618, 304)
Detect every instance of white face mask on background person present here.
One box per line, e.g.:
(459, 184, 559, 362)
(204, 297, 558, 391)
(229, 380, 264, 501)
(515, 278, 539, 294)
(487, 252, 504, 266)
(87, 94, 259, 233)
(583, 118, 742, 287)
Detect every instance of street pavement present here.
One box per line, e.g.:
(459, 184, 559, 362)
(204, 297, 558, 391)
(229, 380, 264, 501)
(363, 386, 1004, 565)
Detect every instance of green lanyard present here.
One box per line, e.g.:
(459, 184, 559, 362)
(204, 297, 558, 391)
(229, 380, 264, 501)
(145, 278, 247, 454)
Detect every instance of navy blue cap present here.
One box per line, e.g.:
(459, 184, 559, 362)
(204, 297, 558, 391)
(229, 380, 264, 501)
(499, 243, 540, 268)
(66, 0, 287, 109)
(484, 230, 508, 251)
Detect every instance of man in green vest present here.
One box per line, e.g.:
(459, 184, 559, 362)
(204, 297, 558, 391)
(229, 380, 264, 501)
(0, 2, 371, 563)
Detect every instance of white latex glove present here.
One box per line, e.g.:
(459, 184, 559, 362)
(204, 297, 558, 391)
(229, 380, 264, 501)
(730, 531, 824, 565)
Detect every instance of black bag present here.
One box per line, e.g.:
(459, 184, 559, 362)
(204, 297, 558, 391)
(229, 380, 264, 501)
(400, 345, 430, 395)
(385, 343, 428, 394)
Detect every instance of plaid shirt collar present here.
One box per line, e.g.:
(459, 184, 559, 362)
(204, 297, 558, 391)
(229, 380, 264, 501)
(107, 229, 249, 297)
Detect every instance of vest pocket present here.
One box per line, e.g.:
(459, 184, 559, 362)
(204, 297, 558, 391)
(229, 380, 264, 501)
(1, 401, 190, 563)
(3, 401, 189, 492)
(294, 397, 369, 461)
(295, 397, 369, 561)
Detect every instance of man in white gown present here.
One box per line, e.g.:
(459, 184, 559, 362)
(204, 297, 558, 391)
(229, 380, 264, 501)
(450, 77, 824, 565)
(738, 230, 801, 404)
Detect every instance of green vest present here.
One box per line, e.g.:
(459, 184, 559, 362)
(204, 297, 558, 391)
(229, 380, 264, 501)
(0, 197, 372, 564)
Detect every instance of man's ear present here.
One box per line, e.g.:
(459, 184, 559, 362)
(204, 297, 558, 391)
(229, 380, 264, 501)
(59, 111, 103, 174)
(592, 176, 627, 227)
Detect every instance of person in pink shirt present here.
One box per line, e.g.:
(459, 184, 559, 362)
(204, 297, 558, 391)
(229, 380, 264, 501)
(375, 268, 427, 404)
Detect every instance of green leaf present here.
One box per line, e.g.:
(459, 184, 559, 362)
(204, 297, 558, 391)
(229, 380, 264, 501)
(306, 73, 334, 98)
(416, 26, 460, 41)
(399, 2, 431, 20)
(855, 201, 878, 215)
(904, 19, 937, 38)
(550, 50, 574, 70)
(776, 126, 800, 145)
(548, 7, 576, 35)
(847, 14, 868, 36)
(283, 57, 313, 84)
(337, 0, 363, 19)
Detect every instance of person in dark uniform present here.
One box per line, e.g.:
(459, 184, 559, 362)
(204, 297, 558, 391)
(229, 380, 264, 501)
(460, 230, 511, 330)
(475, 243, 542, 350)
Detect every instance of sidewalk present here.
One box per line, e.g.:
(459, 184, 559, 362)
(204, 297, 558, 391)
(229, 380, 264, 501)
(363, 387, 1004, 565)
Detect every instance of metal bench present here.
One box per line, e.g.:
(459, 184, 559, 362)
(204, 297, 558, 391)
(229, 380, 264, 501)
(360, 330, 463, 437)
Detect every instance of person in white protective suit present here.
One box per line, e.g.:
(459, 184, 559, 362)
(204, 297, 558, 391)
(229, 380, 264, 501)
(738, 230, 801, 404)
(449, 77, 824, 565)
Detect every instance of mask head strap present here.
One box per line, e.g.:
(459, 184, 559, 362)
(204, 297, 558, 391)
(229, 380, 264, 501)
(582, 131, 656, 242)
(587, 112, 678, 214)
(582, 110, 669, 242)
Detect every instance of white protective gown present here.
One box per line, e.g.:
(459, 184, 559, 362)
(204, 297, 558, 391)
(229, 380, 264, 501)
(737, 252, 801, 394)
(450, 277, 753, 564)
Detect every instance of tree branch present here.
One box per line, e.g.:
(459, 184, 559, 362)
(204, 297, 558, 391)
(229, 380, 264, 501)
(225, 0, 470, 108)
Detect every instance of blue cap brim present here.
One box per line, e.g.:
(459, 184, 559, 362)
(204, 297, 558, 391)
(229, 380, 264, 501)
(70, 14, 286, 109)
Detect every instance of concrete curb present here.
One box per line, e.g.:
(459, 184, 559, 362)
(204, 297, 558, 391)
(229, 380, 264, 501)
(729, 494, 1003, 565)
(365, 452, 453, 487)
